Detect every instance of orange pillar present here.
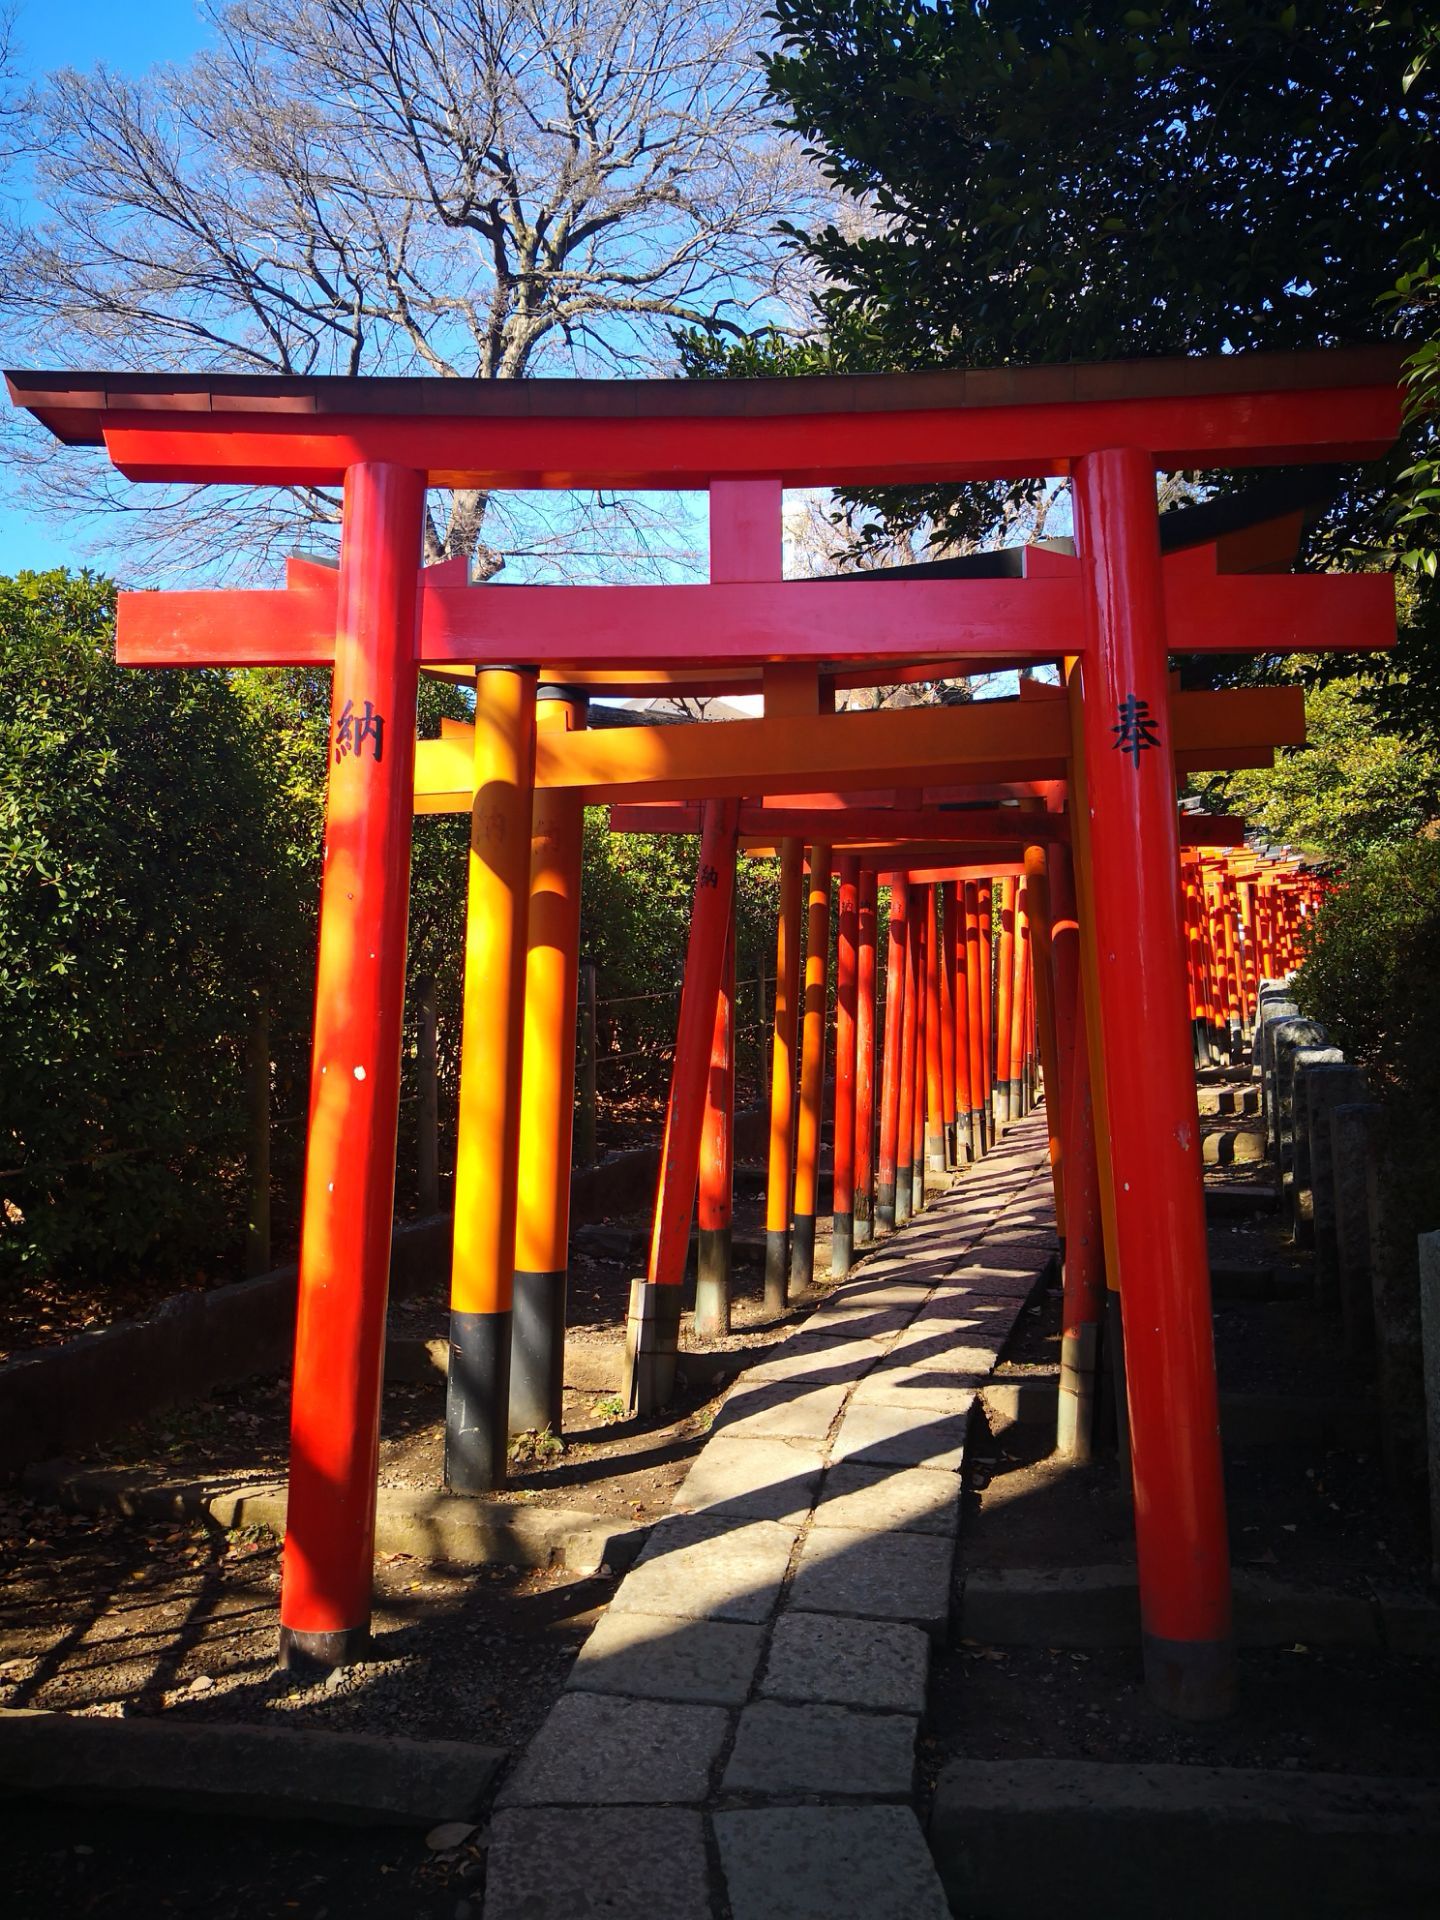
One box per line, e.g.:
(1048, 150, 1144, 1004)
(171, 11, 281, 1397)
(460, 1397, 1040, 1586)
(854, 870, 879, 1245)
(444, 666, 539, 1497)
(510, 687, 587, 1437)
(764, 838, 804, 1313)
(791, 843, 833, 1293)
(832, 854, 860, 1276)
(1011, 878, 1031, 1117)
(626, 799, 740, 1413)
(1074, 445, 1232, 1719)
(279, 462, 425, 1670)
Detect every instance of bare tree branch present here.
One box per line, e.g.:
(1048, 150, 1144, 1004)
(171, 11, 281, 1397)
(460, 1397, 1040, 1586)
(0, 0, 826, 579)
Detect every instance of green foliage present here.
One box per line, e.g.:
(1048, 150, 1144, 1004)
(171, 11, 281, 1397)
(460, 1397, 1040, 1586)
(0, 572, 313, 1282)
(1210, 660, 1440, 857)
(0, 571, 471, 1298)
(764, 0, 1431, 366)
(1293, 838, 1440, 1124)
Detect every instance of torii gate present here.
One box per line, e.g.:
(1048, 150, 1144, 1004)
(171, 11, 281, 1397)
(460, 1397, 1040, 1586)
(6, 348, 1401, 1719)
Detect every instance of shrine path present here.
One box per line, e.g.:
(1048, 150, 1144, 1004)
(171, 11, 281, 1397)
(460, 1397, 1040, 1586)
(482, 1112, 1058, 1920)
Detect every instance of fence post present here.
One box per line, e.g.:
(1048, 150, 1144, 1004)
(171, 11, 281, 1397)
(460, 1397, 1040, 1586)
(577, 959, 599, 1167)
(244, 990, 272, 1278)
(416, 974, 440, 1214)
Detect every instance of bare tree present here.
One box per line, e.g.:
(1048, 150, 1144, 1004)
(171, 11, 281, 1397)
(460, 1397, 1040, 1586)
(0, 0, 820, 579)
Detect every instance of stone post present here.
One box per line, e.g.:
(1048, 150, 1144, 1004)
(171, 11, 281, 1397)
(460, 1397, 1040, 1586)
(1288, 1045, 1344, 1244)
(1269, 1017, 1327, 1188)
(1365, 1109, 1427, 1487)
(1304, 1064, 1368, 1307)
(1418, 1231, 1440, 1585)
(1255, 997, 1298, 1154)
(1331, 1102, 1382, 1355)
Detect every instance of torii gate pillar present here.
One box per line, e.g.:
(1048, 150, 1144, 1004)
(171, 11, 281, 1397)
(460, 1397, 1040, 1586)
(1073, 446, 1234, 1719)
(278, 462, 425, 1670)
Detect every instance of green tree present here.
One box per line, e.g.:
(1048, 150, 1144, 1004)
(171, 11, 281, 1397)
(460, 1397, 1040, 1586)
(0, 571, 474, 1313)
(1207, 655, 1440, 857)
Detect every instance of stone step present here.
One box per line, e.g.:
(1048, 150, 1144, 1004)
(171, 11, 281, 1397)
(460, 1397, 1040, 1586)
(1202, 1127, 1267, 1166)
(929, 1758, 1440, 1920)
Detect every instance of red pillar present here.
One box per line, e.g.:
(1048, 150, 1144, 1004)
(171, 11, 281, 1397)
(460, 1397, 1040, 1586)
(964, 881, 985, 1157)
(924, 885, 946, 1172)
(978, 877, 995, 1149)
(626, 799, 740, 1413)
(896, 883, 921, 1223)
(854, 870, 879, 1245)
(1049, 841, 1105, 1460)
(279, 461, 425, 1670)
(832, 855, 860, 1275)
(695, 905, 735, 1337)
(1012, 878, 1031, 1114)
(953, 889, 974, 1161)
(790, 843, 833, 1293)
(994, 877, 1016, 1128)
(912, 899, 929, 1208)
(1074, 445, 1233, 1719)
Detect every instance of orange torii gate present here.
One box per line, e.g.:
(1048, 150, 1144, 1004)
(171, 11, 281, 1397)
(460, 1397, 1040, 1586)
(6, 348, 1401, 1718)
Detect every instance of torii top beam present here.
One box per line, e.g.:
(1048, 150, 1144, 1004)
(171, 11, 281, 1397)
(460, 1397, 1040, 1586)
(6, 347, 1403, 487)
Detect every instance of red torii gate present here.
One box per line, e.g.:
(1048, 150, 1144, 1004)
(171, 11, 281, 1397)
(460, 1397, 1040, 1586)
(6, 348, 1402, 1719)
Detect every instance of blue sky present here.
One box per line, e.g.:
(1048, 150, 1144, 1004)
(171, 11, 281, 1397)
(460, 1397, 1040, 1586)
(0, 2, 216, 573)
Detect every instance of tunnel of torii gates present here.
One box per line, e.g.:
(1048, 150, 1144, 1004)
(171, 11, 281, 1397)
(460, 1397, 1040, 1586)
(7, 345, 1404, 1720)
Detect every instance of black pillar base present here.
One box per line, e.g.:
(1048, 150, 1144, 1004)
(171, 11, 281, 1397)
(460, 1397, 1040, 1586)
(1143, 1632, 1237, 1721)
(763, 1228, 790, 1316)
(509, 1268, 566, 1437)
(831, 1211, 854, 1278)
(911, 1156, 926, 1210)
(444, 1308, 511, 1493)
(694, 1226, 732, 1338)
(854, 1200, 874, 1247)
(875, 1182, 895, 1232)
(894, 1165, 912, 1225)
(1105, 1289, 1130, 1476)
(926, 1129, 947, 1173)
(277, 1623, 369, 1674)
(622, 1279, 683, 1417)
(789, 1213, 817, 1297)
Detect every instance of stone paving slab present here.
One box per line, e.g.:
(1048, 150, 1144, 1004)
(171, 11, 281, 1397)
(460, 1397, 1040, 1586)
(743, 1337, 885, 1387)
(611, 1516, 799, 1624)
(486, 1806, 713, 1920)
(496, 1692, 728, 1807)
(710, 1381, 849, 1441)
(947, 1263, 1044, 1297)
(714, 1805, 953, 1920)
(760, 1611, 930, 1713)
(670, 1436, 825, 1524)
(566, 1609, 765, 1707)
(812, 1462, 960, 1536)
(850, 1369, 982, 1416)
(799, 1302, 915, 1341)
(829, 1401, 971, 1471)
(721, 1699, 917, 1799)
(789, 1524, 955, 1635)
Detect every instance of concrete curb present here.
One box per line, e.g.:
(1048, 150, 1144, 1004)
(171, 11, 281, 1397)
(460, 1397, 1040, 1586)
(21, 1463, 646, 1572)
(959, 1564, 1439, 1652)
(0, 1706, 504, 1827)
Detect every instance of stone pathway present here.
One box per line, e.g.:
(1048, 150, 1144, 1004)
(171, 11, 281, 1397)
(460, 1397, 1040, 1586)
(484, 1114, 1058, 1920)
